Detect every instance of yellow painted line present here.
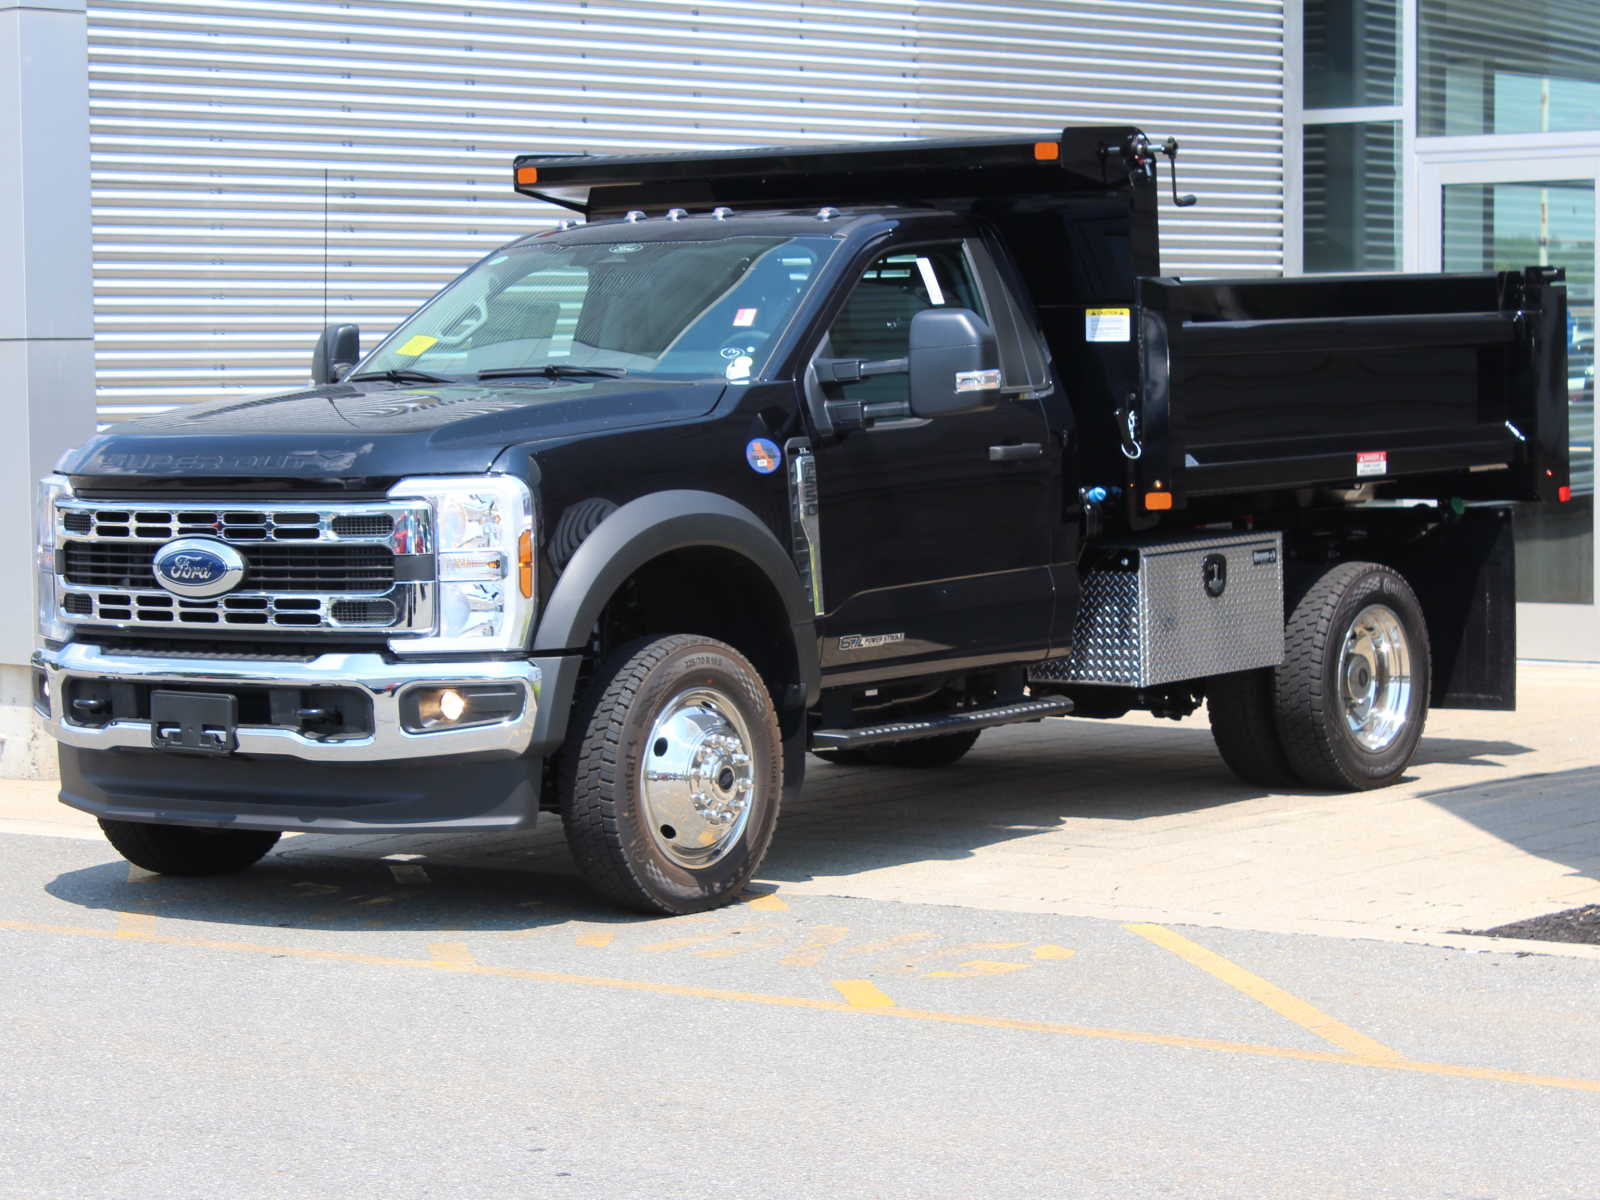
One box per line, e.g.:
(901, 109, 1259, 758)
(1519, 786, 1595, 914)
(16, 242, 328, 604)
(4, 918, 1596, 1095)
(427, 941, 478, 969)
(1032, 944, 1076, 961)
(1127, 923, 1403, 1061)
(745, 892, 788, 912)
(780, 925, 850, 967)
(832, 979, 896, 1008)
(114, 913, 156, 938)
(575, 931, 615, 948)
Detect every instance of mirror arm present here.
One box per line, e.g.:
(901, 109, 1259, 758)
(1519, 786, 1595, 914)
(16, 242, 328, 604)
(814, 356, 909, 384)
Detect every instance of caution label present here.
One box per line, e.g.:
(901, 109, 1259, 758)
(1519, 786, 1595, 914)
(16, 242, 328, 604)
(1085, 307, 1131, 343)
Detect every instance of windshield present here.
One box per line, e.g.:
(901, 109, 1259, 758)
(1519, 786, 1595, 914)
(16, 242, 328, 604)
(355, 234, 838, 384)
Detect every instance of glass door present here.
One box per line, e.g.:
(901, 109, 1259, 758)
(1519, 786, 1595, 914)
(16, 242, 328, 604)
(1419, 154, 1600, 661)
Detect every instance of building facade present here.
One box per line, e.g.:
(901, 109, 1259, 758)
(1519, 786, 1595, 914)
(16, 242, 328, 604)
(2, 0, 1594, 773)
(1289, 0, 1599, 660)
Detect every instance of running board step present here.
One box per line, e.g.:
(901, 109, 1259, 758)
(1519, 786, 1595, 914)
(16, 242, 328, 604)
(811, 697, 1073, 750)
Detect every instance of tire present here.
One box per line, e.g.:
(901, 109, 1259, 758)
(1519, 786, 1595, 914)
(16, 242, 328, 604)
(813, 729, 982, 768)
(98, 819, 281, 876)
(558, 634, 783, 915)
(1273, 561, 1431, 791)
(1206, 668, 1299, 788)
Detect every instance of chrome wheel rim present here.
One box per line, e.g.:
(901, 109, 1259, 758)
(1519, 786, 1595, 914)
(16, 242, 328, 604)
(639, 686, 757, 870)
(1338, 603, 1413, 752)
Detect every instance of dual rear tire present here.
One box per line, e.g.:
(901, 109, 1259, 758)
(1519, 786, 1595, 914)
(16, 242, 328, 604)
(1208, 561, 1430, 791)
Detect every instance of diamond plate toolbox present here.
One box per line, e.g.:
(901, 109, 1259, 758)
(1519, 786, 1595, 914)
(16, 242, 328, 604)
(1030, 532, 1284, 688)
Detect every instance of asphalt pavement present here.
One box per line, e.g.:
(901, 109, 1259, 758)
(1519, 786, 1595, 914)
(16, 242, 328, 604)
(4, 828, 1600, 1199)
(5, 661, 1599, 1197)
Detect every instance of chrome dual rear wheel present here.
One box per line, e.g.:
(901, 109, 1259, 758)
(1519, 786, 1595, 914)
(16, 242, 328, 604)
(1337, 603, 1414, 754)
(1273, 562, 1431, 790)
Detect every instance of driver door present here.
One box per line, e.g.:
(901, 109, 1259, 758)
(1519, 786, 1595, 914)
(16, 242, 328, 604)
(808, 238, 1056, 682)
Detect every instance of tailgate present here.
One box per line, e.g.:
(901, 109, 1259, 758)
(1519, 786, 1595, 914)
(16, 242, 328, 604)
(1131, 268, 1569, 509)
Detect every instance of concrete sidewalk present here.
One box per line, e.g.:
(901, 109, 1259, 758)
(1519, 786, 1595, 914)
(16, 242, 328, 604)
(5, 663, 1597, 945)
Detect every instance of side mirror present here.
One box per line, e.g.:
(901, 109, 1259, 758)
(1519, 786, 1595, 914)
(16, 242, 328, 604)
(907, 308, 1001, 418)
(311, 323, 360, 384)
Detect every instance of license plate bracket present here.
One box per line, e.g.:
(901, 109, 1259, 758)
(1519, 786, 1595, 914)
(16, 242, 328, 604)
(150, 690, 238, 755)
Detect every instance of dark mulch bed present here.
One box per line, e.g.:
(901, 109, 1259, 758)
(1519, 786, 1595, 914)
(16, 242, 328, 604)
(1460, 904, 1600, 945)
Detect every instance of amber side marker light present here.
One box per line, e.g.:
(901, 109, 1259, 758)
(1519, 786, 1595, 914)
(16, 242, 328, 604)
(515, 166, 539, 186)
(1145, 492, 1173, 511)
(1033, 141, 1061, 162)
(518, 529, 534, 598)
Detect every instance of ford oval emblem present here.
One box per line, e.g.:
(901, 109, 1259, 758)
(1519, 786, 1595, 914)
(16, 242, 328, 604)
(151, 538, 247, 599)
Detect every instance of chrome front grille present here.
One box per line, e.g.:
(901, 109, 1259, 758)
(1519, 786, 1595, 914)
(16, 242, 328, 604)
(54, 499, 434, 634)
(59, 506, 398, 544)
(62, 543, 396, 593)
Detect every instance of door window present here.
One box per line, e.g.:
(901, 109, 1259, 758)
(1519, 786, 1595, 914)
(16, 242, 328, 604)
(825, 244, 986, 411)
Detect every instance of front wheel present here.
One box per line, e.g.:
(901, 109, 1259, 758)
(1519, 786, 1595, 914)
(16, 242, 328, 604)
(98, 819, 281, 876)
(558, 635, 783, 914)
(1274, 562, 1431, 790)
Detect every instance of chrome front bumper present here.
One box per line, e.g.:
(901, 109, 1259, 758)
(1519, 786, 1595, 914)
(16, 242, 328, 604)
(32, 642, 541, 762)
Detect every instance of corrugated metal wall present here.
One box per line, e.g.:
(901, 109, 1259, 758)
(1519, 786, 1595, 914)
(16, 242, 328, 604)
(87, 0, 1283, 420)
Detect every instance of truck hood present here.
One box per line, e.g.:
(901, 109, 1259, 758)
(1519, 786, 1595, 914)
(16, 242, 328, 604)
(62, 377, 723, 481)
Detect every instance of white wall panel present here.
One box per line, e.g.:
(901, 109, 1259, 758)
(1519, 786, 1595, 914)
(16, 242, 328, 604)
(87, 0, 1283, 418)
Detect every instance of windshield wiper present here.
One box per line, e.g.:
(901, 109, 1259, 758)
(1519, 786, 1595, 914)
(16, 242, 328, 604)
(477, 365, 629, 381)
(349, 368, 453, 384)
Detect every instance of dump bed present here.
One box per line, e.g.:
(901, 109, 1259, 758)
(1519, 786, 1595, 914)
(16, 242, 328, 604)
(511, 127, 1570, 515)
(1112, 268, 1571, 513)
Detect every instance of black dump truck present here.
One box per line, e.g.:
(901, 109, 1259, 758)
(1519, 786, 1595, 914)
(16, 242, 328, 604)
(34, 127, 1571, 913)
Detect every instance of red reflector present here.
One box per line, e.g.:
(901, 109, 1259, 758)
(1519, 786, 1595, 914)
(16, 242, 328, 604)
(1558, 485, 1572, 503)
(515, 166, 539, 185)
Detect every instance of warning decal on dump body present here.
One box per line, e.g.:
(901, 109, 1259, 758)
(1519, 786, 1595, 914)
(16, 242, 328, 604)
(1356, 451, 1388, 477)
(1085, 308, 1132, 343)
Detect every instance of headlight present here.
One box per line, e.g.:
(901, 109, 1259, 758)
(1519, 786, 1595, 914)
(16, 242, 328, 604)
(36, 475, 72, 645)
(386, 475, 535, 654)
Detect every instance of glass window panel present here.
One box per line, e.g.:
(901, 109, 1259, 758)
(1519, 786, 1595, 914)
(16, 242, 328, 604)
(1304, 0, 1401, 109)
(1444, 180, 1594, 604)
(1420, 0, 1600, 136)
(1303, 122, 1402, 273)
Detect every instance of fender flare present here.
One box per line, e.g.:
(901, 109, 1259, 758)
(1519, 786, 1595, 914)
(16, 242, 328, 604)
(532, 489, 820, 709)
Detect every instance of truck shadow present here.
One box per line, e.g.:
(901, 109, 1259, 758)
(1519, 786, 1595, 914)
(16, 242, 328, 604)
(1417, 765, 1600, 894)
(42, 722, 1539, 933)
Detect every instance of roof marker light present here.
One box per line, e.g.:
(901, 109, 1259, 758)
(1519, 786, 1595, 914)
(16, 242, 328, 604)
(666, 207, 687, 221)
(516, 166, 539, 185)
(1034, 141, 1060, 162)
(817, 206, 839, 221)
(625, 210, 646, 223)
(712, 206, 733, 220)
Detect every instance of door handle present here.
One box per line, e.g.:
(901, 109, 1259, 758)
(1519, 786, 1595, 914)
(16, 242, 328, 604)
(989, 442, 1043, 462)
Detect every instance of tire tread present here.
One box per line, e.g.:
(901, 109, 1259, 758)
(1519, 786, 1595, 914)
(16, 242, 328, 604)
(559, 634, 779, 914)
(1273, 562, 1428, 790)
